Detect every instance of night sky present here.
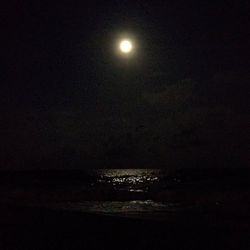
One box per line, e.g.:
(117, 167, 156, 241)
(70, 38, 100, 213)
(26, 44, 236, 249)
(1, 0, 250, 169)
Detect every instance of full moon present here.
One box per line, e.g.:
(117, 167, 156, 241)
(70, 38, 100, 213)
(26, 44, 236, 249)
(119, 40, 133, 53)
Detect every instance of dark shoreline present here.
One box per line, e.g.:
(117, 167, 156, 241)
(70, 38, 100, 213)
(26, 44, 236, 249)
(1, 168, 250, 249)
(1, 203, 250, 250)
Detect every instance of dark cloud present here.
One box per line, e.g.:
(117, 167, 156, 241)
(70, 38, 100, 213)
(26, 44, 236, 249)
(1, 73, 248, 169)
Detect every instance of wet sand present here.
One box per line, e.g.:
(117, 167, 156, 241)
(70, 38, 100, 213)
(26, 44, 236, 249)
(1, 169, 250, 249)
(0, 203, 250, 250)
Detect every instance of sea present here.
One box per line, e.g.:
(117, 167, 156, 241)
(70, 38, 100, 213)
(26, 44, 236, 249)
(1, 168, 250, 218)
(61, 169, 173, 215)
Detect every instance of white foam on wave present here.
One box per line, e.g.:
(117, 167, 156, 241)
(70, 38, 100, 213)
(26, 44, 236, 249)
(56, 200, 184, 214)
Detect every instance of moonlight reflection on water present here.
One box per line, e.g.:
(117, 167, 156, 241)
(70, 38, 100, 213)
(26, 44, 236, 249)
(2, 169, 248, 218)
(96, 169, 160, 192)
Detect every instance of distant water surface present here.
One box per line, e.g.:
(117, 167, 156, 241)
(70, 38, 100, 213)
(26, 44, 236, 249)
(2, 168, 250, 218)
(94, 169, 162, 192)
(51, 169, 181, 215)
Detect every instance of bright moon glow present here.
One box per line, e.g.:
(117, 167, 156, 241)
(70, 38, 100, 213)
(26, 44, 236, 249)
(119, 40, 133, 53)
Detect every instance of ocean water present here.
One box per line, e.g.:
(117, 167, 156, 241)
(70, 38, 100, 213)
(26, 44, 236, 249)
(94, 169, 162, 192)
(62, 169, 178, 215)
(37, 168, 222, 215)
(2, 168, 250, 218)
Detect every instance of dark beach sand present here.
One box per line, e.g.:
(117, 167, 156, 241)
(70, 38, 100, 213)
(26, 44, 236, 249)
(0, 203, 250, 250)
(1, 169, 250, 249)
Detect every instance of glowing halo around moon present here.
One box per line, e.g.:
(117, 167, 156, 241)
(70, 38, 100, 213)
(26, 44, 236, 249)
(119, 40, 133, 53)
